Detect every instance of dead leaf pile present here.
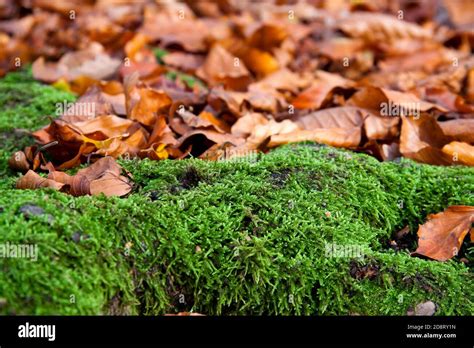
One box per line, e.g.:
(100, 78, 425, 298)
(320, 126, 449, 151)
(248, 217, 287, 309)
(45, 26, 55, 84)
(1, 0, 474, 196)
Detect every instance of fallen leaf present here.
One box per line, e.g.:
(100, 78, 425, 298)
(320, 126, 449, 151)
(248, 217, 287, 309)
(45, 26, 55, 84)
(8, 151, 30, 173)
(16, 170, 65, 191)
(399, 115, 454, 165)
(32, 42, 121, 83)
(292, 71, 355, 110)
(337, 12, 431, 44)
(196, 44, 251, 91)
(414, 206, 474, 261)
(295, 107, 368, 148)
(442, 141, 474, 166)
(439, 119, 474, 143)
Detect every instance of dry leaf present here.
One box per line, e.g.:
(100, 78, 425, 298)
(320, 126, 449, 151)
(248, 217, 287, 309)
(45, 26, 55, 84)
(32, 43, 121, 83)
(16, 170, 65, 191)
(399, 115, 454, 165)
(295, 107, 368, 148)
(442, 141, 474, 166)
(196, 44, 251, 91)
(338, 12, 431, 44)
(8, 151, 30, 173)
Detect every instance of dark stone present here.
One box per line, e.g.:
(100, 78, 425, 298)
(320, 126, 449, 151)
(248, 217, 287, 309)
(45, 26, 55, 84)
(71, 231, 82, 243)
(19, 204, 45, 219)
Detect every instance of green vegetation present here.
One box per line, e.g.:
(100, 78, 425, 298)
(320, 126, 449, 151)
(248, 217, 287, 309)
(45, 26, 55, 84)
(0, 68, 75, 132)
(0, 70, 473, 315)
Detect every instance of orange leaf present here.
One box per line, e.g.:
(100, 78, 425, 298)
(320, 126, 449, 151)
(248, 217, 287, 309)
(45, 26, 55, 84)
(16, 170, 65, 191)
(442, 141, 474, 166)
(415, 206, 474, 261)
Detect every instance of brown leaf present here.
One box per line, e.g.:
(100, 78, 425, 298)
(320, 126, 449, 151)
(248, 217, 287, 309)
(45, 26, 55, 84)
(89, 172, 132, 197)
(219, 37, 280, 76)
(196, 44, 251, 91)
(349, 86, 447, 114)
(129, 89, 172, 126)
(249, 68, 311, 95)
(292, 71, 355, 110)
(399, 115, 454, 165)
(414, 206, 474, 261)
(438, 119, 474, 143)
(245, 119, 300, 150)
(140, 11, 209, 52)
(17, 157, 132, 197)
(378, 49, 461, 74)
(295, 107, 368, 148)
(16, 170, 65, 191)
(162, 52, 205, 73)
(73, 157, 132, 197)
(68, 174, 89, 196)
(32, 43, 121, 83)
(245, 22, 288, 51)
(364, 114, 399, 141)
(337, 12, 431, 44)
(315, 38, 365, 61)
(231, 113, 268, 138)
(176, 129, 244, 150)
(8, 151, 30, 173)
(268, 128, 362, 149)
(47, 170, 73, 186)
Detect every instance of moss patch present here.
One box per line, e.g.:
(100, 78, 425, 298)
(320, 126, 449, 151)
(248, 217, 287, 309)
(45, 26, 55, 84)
(0, 71, 473, 315)
(0, 68, 75, 131)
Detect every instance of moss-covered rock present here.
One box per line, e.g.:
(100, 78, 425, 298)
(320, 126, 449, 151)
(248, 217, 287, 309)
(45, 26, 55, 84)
(0, 71, 473, 316)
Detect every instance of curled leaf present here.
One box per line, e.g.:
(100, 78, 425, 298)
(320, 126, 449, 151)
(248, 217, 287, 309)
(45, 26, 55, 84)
(16, 170, 65, 191)
(8, 151, 30, 173)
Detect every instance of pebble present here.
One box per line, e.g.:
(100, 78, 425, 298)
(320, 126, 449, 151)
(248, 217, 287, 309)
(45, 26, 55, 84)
(410, 301, 437, 316)
(19, 204, 45, 218)
(18, 204, 54, 224)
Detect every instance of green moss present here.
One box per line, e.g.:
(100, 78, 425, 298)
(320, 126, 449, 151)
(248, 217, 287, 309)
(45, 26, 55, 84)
(0, 69, 75, 132)
(0, 71, 472, 316)
(152, 47, 168, 64)
(0, 144, 472, 315)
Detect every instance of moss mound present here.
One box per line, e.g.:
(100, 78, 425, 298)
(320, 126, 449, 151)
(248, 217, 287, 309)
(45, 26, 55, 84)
(0, 71, 473, 315)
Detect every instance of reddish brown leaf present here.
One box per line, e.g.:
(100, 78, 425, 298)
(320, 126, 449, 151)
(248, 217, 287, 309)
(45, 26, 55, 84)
(399, 115, 454, 165)
(8, 151, 30, 173)
(196, 44, 251, 91)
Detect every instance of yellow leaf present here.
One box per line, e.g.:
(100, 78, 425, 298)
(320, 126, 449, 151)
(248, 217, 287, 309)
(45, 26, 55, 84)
(154, 143, 169, 159)
(52, 78, 72, 93)
(81, 135, 117, 149)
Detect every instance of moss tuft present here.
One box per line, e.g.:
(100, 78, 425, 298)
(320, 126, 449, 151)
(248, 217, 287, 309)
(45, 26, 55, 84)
(0, 69, 76, 178)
